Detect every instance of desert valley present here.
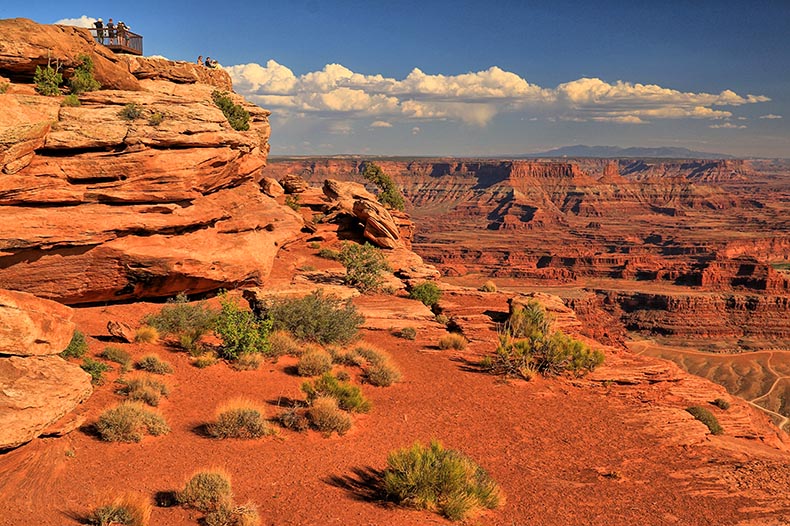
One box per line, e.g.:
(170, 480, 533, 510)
(1, 13, 790, 526)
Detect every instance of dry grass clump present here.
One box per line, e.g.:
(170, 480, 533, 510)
(438, 333, 467, 350)
(117, 375, 170, 406)
(136, 354, 173, 375)
(191, 351, 219, 368)
(207, 399, 271, 439)
(307, 396, 352, 435)
(95, 402, 170, 442)
(99, 346, 132, 373)
(178, 470, 233, 512)
(393, 327, 417, 340)
(230, 353, 262, 371)
(134, 325, 159, 344)
(479, 280, 497, 293)
(302, 372, 371, 413)
(383, 440, 503, 521)
(277, 407, 310, 432)
(87, 493, 151, 526)
(297, 348, 333, 376)
(354, 345, 402, 387)
(205, 502, 261, 526)
(268, 329, 301, 356)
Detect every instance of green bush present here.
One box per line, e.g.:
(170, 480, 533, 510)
(317, 248, 340, 260)
(117, 375, 169, 406)
(87, 494, 151, 526)
(119, 103, 142, 120)
(297, 348, 333, 376)
(81, 357, 112, 385)
(507, 300, 551, 340)
(0, 82, 9, 94)
(136, 354, 173, 375)
(212, 90, 250, 131)
(307, 396, 352, 435)
(285, 195, 300, 211)
(302, 372, 371, 413)
(214, 293, 272, 360)
(178, 471, 233, 513)
(686, 406, 724, 435)
(207, 400, 271, 439)
(266, 290, 363, 345)
(143, 293, 217, 353)
(308, 241, 321, 250)
(362, 162, 405, 211)
(68, 54, 100, 94)
(34, 61, 62, 95)
(383, 440, 503, 521)
(147, 111, 165, 126)
(408, 281, 441, 307)
(61, 93, 80, 107)
(95, 402, 170, 442)
(339, 242, 391, 293)
(100, 346, 132, 373)
(712, 398, 731, 410)
(61, 329, 88, 359)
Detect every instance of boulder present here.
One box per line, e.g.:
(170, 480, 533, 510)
(0, 355, 92, 450)
(0, 290, 75, 356)
(0, 18, 140, 90)
(352, 199, 400, 249)
(279, 174, 309, 194)
(260, 177, 284, 198)
(107, 320, 134, 342)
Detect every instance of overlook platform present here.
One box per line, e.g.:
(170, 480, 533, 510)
(88, 27, 142, 55)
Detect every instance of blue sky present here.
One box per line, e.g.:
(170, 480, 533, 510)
(3, 0, 789, 157)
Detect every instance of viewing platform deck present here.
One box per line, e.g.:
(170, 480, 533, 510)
(88, 27, 142, 55)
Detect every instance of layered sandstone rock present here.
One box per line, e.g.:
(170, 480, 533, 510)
(0, 290, 91, 450)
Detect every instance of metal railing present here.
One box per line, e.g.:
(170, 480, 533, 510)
(87, 27, 143, 55)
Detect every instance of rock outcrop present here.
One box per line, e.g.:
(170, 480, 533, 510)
(0, 290, 91, 450)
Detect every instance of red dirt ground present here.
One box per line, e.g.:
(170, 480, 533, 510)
(2, 242, 790, 526)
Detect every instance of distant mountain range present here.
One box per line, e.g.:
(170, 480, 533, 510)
(520, 145, 734, 159)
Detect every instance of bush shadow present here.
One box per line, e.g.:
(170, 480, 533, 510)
(324, 466, 391, 506)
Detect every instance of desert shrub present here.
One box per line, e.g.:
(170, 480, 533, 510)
(686, 406, 724, 435)
(383, 441, 502, 521)
(147, 111, 165, 125)
(95, 402, 170, 442)
(61, 329, 88, 358)
(205, 502, 261, 526)
(34, 60, 62, 95)
(712, 398, 731, 410)
(302, 373, 371, 413)
(61, 93, 80, 107)
(308, 241, 321, 250)
(214, 293, 272, 360)
(230, 353, 262, 371)
(0, 82, 8, 93)
(435, 314, 449, 326)
(119, 103, 142, 120)
(408, 281, 441, 307)
(136, 354, 173, 375)
(338, 242, 391, 293)
(266, 290, 363, 345)
(134, 325, 159, 343)
(178, 471, 233, 512)
(117, 375, 169, 406)
(330, 347, 363, 366)
(298, 264, 317, 272)
(268, 330, 301, 356)
(479, 280, 497, 293)
(212, 90, 250, 131)
(307, 396, 352, 435)
(82, 357, 112, 385)
(100, 346, 132, 373)
(192, 352, 219, 368)
(438, 333, 467, 351)
(362, 162, 405, 211)
(297, 348, 333, 376)
(507, 300, 551, 340)
(285, 195, 300, 211)
(68, 53, 100, 94)
(317, 248, 340, 260)
(277, 407, 310, 432)
(394, 327, 417, 340)
(143, 293, 216, 353)
(87, 493, 151, 526)
(335, 370, 351, 381)
(364, 361, 402, 387)
(207, 399, 271, 439)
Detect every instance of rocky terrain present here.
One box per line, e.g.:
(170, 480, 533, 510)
(2, 18, 790, 526)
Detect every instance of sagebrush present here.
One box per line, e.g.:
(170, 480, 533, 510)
(95, 402, 170, 442)
(339, 242, 391, 293)
(266, 290, 363, 345)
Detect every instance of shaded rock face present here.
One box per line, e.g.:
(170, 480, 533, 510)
(0, 290, 91, 450)
(0, 20, 298, 304)
(321, 179, 403, 249)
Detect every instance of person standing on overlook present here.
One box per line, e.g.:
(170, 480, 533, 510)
(106, 18, 115, 45)
(93, 18, 104, 43)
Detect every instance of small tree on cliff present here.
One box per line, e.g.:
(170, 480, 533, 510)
(69, 54, 101, 94)
(362, 162, 405, 211)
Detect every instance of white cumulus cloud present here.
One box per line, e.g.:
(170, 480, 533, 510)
(709, 122, 747, 129)
(54, 15, 96, 28)
(370, 120, 393, 128)
(759, 114, 783, 119)
(226, 60, 770, 128)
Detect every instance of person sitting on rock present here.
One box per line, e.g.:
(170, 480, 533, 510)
(93, 18, 104, 44)
(205, 57, 217, 68)
(197, 55, 203, 65)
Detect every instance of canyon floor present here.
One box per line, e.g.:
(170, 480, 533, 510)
(2, 232, 790, 526)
